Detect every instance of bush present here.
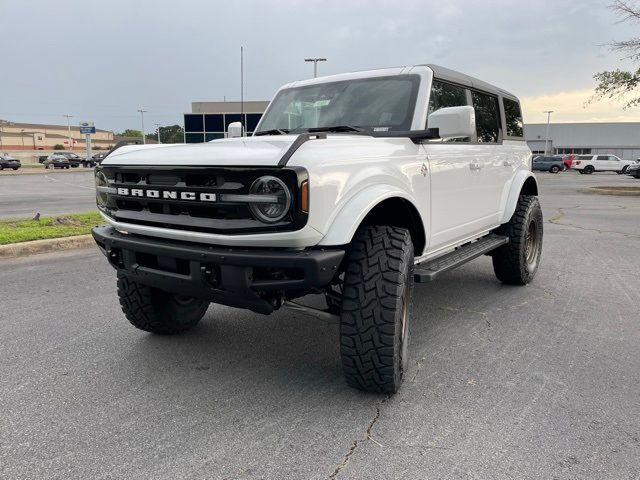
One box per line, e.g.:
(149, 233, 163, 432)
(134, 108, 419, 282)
(53, 144, 65, 150)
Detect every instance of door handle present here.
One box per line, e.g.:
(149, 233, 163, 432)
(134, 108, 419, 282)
(469, 161, 483, 170)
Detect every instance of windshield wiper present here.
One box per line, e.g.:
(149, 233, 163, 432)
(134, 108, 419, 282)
(292, 125, 366, 134)
(254, 128, 290, 136)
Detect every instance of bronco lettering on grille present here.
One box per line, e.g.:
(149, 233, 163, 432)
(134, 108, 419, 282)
(116, 187, 216, 202)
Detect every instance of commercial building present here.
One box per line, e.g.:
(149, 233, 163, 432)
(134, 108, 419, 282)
(184, 101, 269, 143)
(525, 122, 640, 160)
(0, 120, 114, 150)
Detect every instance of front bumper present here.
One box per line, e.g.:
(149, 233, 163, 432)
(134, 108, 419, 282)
(92, 226, 344, 314)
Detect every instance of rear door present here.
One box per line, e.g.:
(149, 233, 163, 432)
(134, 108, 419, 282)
(596, 155, 610, 170)
(469, 89, 504, 226)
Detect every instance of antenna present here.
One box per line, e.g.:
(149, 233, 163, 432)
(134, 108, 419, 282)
(240, 46, 244, 136)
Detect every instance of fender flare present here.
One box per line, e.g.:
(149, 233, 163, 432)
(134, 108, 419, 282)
(499, 170, 539, 224)
(318, 185, 425, 247)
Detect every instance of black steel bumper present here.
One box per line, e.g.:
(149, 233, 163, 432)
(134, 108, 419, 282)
(91, 226, 344, 314)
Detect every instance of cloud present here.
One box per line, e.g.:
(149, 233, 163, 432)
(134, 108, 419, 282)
(521, 88, 640, 123)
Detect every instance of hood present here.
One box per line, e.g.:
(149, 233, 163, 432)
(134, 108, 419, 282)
(102, 136, 303, 167)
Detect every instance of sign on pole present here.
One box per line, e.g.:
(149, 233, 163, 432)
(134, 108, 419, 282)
(79, 121, 96, 135)
(80, 122, 94, 161)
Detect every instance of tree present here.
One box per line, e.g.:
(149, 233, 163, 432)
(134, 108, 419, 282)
(53, 144, 65, 150)
(145, 124, 185, 144)
(116, 129, 143, 138)
(591, 1, 640, 108)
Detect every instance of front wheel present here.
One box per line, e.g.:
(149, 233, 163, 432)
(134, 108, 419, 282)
(117, 273, 209, 334)
(550, 165, 560, 173)
(339, 226, 414, 394)
(492, 195, 543, 285)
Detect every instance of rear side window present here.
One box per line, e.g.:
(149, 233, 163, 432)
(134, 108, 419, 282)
(471, 91, 501, 143)
(597, 155, 609, 160)
(503, 98, 523, 138)
(577, 155, 593, 160)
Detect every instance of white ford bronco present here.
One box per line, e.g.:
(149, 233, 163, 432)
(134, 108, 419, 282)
(92, 65, 542, 393)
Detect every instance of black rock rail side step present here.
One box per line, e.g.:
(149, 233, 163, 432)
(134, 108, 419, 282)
(414, 234, 509, 283)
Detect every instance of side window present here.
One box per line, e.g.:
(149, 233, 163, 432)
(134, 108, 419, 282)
(503, 98, 523, 138)
(608, 155, 619, 161)
(471, 91, 501, 143)
(597, 155, 609, 161)
(428, 80, 467, 115)
(427, 80, 469, 142)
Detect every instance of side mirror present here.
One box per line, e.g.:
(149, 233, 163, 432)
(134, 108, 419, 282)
(227, 122, 244, 138)
(427, 106, 475, 139)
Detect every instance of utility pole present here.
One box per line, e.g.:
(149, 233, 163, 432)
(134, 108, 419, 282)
(240, 46, 244, 136)
(155, 123, 162, 143)
(63, 114, 73, 150)
(137, 109, 147, 144)
(543, 111, 554, 155)
(304, 57, 327, 78)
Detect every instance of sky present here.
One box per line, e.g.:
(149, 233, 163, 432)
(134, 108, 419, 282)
(1, 0, 639, 133)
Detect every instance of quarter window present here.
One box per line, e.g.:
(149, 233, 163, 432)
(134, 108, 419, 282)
(472, 91, 501, 143)
(503, 98, 523, 138)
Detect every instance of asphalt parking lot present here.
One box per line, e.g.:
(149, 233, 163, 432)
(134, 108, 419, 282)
(0, 170, 95, 219)
(1, 172, 639, 479)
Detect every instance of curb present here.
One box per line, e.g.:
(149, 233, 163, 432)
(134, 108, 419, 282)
(0, 168, 95, 176)
(578, 186, 640, 196)
(0, 234, 95, 259)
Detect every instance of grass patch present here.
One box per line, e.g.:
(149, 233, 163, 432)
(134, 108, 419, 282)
(0, 212, 102, 245)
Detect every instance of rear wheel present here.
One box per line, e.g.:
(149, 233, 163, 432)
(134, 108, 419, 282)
(117, 273, 209, 334)
(339, 226, 414, 394)
(584, 165, 595, 174)
(492, 195, 543, 285)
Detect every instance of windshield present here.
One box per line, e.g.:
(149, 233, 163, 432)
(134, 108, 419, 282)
(256, 74, 420, 134)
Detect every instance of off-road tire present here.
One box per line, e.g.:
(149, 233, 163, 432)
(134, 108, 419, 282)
(492, 195, 543, 285)
(117, 273, 209, 334)
(584, 165, 595, 174)
(339, 226, 414, 394)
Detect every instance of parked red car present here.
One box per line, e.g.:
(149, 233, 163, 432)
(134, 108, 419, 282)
(562, 154, 575, 170)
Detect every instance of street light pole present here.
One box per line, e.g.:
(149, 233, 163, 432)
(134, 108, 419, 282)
(63, 114, 73, 150)
(154, 123, 161, 144)
(304, 58, 327, 78)
(543, 110, 554, 155)
(138, 109, 147, 144)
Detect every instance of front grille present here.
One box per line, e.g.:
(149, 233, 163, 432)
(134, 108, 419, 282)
(98, 166, 308, 234)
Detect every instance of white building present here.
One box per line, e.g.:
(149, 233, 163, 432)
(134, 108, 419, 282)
(525, 122, 640, 160)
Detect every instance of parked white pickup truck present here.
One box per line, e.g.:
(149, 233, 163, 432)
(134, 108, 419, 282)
(571, 154, 635, 174)
(92, 65, 542, 393)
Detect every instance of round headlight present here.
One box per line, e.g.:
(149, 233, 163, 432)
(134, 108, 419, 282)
(249, 176, 291, 223)
(95, 170, 109, 207)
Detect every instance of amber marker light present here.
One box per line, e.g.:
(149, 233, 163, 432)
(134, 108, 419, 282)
(300, 180, 309, 213)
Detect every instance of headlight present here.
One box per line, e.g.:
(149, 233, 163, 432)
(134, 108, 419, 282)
(249, 176, 291, 223)
(95, 170, 109, 207)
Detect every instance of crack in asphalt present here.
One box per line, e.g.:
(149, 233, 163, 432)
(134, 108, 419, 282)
(547, 207, 640, 239)
(328, 395, 390, 479)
